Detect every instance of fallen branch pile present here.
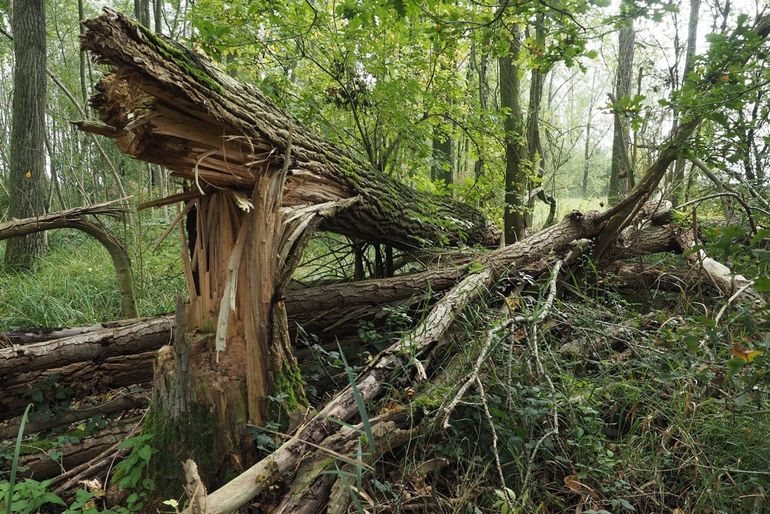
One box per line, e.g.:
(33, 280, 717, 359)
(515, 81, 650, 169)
(2, 8, 767, 513)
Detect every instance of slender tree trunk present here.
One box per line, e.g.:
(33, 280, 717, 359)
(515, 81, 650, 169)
(499, 24, 527, 243)
(473, 41, 489, 179)
(672, 0, 701, 205)
(607, 21, 635, 206)
(154, 0, 163, 34)
(582, 103, 593, 197)
(4, 0, 47, 270)
(78, 0, 88, 107)
(524, 14, 556, 227)
(431, 125, 452, 184)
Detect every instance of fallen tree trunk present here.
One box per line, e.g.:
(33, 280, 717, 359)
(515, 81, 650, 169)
(16, 421, 137, 481)
(0, 316, 173, 378)
(0, 394, 147, 440)
(0, 352, 156, 420)
(0, 317, 159, 346)
(78, 10, 499, 251)
(0, 268, 452, 380)
(0, 200, 137, 318)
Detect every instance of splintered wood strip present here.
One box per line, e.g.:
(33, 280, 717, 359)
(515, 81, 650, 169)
(151, 200, 196, 252)
(215, 220, 249, 356)
(139, 189, 205, 210)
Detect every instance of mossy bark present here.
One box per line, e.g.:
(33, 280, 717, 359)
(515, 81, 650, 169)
(80, 9, 500, 250)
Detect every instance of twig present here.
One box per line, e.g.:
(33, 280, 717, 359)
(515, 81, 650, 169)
(522, 260, 563, 495)
(440, 320, 512, 429)
(714, 280, 757, 325)
(476, 377, 514, 508)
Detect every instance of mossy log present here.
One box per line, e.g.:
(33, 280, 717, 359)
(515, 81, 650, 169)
(78, 10, 499, 251)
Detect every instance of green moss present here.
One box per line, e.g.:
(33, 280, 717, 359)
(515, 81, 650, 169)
(142, 402, 220, 499)
(135, 23, 225, 95)
(670, 209, 692, 227)
(271, 362, 308, 419)
(412, 385, 454, 409)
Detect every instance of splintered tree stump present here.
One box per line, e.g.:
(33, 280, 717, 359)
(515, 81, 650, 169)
(76, 8, 502, 496)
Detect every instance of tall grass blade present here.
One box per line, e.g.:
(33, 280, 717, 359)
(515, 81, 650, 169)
(6, 404, 33, 514)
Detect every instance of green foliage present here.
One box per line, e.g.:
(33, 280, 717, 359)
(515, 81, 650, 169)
(0, 480, 65, 514)
(407, 281, 770, 513)
(113, 434, 157, 512)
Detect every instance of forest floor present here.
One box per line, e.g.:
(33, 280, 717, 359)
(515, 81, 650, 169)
(1, 207, 769, 513)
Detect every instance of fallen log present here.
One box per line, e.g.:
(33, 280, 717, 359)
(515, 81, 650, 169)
(0, 394, 147, 440)
(0, 200, 137, 318)
(78, 10, 499, 251)
(0, 352, 156, 420)
(0, 317, 159, 347)
(0, 316, 173, 379)
(15, 421, 137, 481)
(0, 266, 463, 379)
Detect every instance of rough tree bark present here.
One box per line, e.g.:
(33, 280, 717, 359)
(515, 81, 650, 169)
(607, 19, 636, 206)
(500, 23, 527, 243)
(4, 0, 47, 270)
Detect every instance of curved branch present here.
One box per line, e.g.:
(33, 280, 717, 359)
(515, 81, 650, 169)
(0, 201, 138, 318)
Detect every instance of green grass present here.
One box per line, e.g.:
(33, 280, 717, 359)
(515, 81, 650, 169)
(531, 195, 606, 229)
(0, 216, 186, 331)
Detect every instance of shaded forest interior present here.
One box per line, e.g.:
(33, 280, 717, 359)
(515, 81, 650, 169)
(1, 2, 770, 514)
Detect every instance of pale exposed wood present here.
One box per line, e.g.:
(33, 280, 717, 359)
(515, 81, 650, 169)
(0, 315, 173, 377)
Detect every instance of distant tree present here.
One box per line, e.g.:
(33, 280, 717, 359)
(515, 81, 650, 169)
(671, 0, 701, 204)
(4, 0, 47, 270)
(607, 18, 635, 206)
(500, 23, 527, 243)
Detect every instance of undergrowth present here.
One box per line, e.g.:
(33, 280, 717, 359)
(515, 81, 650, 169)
(385, 271, 770, 513)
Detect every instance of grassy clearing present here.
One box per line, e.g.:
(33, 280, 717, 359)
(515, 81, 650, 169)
(0, 216, 185, 330)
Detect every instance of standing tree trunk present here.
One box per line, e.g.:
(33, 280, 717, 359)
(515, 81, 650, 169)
(473, 41, 489, 179)
(582, 102, 594, 196)
(153, 0, 163, 34)
(671, 0, 701, 205)
(134, 0, 150, 27)
(525, 14, 556, 228)
(4, 0, 47, 270)
(500, 24, 527, 243)
(607, 20, 636, 206)
(430, 124, 452, 185)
